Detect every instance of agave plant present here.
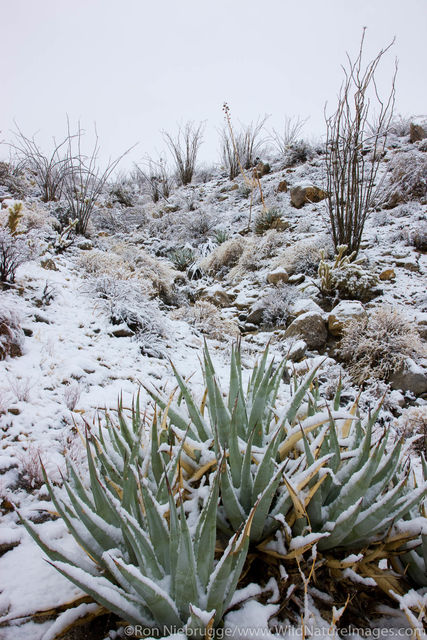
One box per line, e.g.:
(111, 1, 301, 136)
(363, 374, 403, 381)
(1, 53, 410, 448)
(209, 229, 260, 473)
(21, 436, 255, 635)
(144, 344, 356, 543)
(390, 454, 427, 588)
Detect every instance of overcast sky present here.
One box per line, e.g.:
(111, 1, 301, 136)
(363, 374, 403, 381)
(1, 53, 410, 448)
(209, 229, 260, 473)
(1, 0, 426, 170)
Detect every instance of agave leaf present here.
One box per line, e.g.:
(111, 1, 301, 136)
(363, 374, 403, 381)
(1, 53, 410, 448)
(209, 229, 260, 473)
(50, 560, 154, 627)
(317, 498, 364, 551)
(220, 459, 247, 530)
(194, 471, 220, 589)
(171, 361, 210, 441)
(173, 501, 199, 618)
(140, 482, 170, 572)
(110, 556, 183, 627)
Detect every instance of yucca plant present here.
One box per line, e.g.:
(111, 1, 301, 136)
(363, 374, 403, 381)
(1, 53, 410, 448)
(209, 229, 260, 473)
(20, 436, 255, 635)
(169, 247, 195, 272)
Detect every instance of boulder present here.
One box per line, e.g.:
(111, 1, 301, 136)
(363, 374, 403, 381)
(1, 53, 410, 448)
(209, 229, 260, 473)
(41, 258, 58, 271)
(277, 180, 289, 193)
(379, 268, 396, 281)
(77, 239, 93, 250)
(328, 301, 367, 337)
(284, 311, 327, 350)
(267, 268, 289, 285)
(197, 285, 234, 307)
(290, 183, 327, 209)
(289, 298, 324, 318)
(390, 358, 427, 395)
(287, 339, 307, 362)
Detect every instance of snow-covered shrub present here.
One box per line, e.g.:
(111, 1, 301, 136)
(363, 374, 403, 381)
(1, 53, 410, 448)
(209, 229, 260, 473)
(381, 150, 427, 208)
(108, 175, 136, 207)
(276, 236, 333, 277)
(0, 305, 24, 360)
(282, 139, 314, 168)
(183, 209, 217, 240)
(17, 444, 45, 491)
(63, 382, 82, 411)
(172, 301, 238, 340)
(78, 249, 136, 281)
(258, 284, 296, 327)
(163, 121, 204, 186)
(389, 114, 411, 137)
(229, 230, 284, 280)
(90, 276, 168, 357)
(339, 306, 425, 385)
(0, 229, 32, 284)
(0, 161, 28, 197)
(200, 236, 245, 276)
(328, 261, 382, 302)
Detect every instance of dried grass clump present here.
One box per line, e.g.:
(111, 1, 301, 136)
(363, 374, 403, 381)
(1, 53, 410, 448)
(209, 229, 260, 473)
(339, 306, 425, 385)
(0, 305, 24, 360)
(78, 249, 135, 280)
(275, 236, 333, 276)
(200, 237, 245, 276)
(171, 301, 239, 340)
(229, 230, 284, 281)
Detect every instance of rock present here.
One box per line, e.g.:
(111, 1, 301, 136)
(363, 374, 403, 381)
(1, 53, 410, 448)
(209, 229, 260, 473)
(379, 268, 395, 281)
(284, 311, 327, 350)
(77, 239, 93, 250)
(267, 268, 289, 285)
(415, 313, 427, 340)
(254, 162, 270, 177)
(287, 339, 307, 362)
(8, 407, 20, 415)
(288, 273, 305, 285)
(394, 257, 420, 272)
(246, 305, 265, 325)
(277, 180, 289, 193)
(40, 258, 58, 271)
(390, 358, 427, 395)
(289, 298, 325, 318)
(410, 122, 427, 143)
(197, 285, 234, 307)
(34, 313, 50, 324)
(290, 183, 327, 209)
(328, 300, 367, 337)
(110, 325, 135, 338)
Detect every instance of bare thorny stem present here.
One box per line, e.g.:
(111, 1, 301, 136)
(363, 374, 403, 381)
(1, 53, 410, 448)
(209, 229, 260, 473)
(325, 28, 397, 257)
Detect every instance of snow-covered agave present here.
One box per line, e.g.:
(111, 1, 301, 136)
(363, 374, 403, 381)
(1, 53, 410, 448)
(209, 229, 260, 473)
(21, 450, 255, 635)
(145, 344, 352, 543)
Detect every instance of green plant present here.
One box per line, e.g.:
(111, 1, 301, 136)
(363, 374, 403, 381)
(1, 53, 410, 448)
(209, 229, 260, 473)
(213, 229, 230, 245)
(169, 247, 196, 271)
(21, 417, 255, 635)
(254, 207, 284, 235)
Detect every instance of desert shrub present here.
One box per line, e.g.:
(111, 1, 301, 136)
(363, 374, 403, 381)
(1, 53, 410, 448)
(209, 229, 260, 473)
(259, 284, 297, 327)
(339, 306, 425, 385)
(132, 157, 173, 203)
(163, 121, 204, 186)
(389, 114, 412, 137)
(410, 223, 427, 251)
(325, 31, 396, 256)
(169, 247, 195, 271)
(182, 209, 217, 240)
(0, 161, 27, 198)
(282, 140, 313, 168)
(379, 150, 427, 208)
(275, 236, 333, 276)
(0, 229, 32, 284)
(254, 207, 284, 235)
(220, 108, 268, 179)
(229, 230, 284, 281)
(78, 249, 136, 281)
(90, 276, 168, 357)
(200, 237, 245, 276)
(0, 305, 24, 360)
(108, 175, 136, 207)
(269, 116, 308, 156)
(17, 444, 45, 491)
(317, 246, 382, 302)
(171, 301, 238, 340)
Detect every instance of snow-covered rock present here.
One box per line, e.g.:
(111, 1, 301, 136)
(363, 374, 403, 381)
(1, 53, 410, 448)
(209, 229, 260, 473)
(328, 300, 367, 337)
(284, 311, 327, 349)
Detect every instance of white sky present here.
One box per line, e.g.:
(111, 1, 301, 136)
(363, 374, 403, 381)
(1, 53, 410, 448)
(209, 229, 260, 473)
(1, 0, 426, 169)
